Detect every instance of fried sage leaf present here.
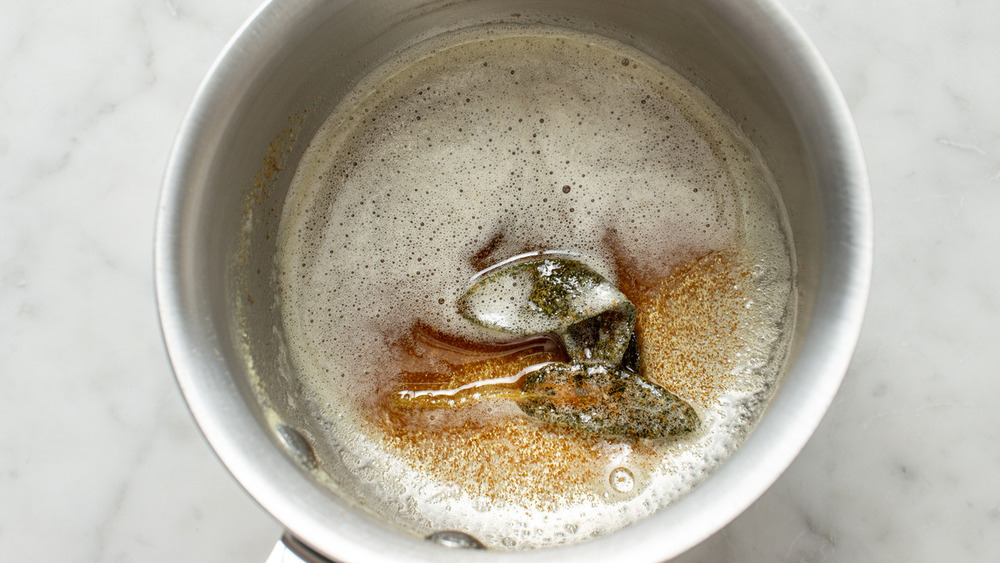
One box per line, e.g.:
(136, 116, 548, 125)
(520, 363, 699, 439)
(453, 254, 699, 439)
(458, 256, 635, 367)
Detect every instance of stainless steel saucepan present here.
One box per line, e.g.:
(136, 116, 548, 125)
(155, 1, 871, 561)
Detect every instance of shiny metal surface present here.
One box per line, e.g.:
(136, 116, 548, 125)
(155, 0, 871, 561)
(267, 535, 335, 563)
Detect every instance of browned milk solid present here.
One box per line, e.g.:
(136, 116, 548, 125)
(276, 26, 795, 549)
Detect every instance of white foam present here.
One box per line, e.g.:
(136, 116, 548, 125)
(276, 25, 795, 549)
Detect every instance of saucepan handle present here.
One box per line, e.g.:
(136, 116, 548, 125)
(266, 534, 336, 563)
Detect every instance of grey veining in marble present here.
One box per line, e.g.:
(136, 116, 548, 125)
(1, 0, 998, 561)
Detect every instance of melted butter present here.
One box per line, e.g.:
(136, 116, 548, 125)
(276, 25, 795, 550)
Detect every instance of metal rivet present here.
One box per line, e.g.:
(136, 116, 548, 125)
(426, 530, 486, 549)
(275, 423, 318, 469)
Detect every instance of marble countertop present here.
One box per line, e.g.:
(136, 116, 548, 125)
(2, 0, 997, 561)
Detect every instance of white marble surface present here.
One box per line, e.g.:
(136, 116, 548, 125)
(1, 0, 997, 561)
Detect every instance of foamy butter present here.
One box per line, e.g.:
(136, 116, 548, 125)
(277, 26, 795, 549)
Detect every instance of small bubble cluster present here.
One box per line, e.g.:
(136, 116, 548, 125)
(276, 26, 795, 550)
(609, 467, 635, 493)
